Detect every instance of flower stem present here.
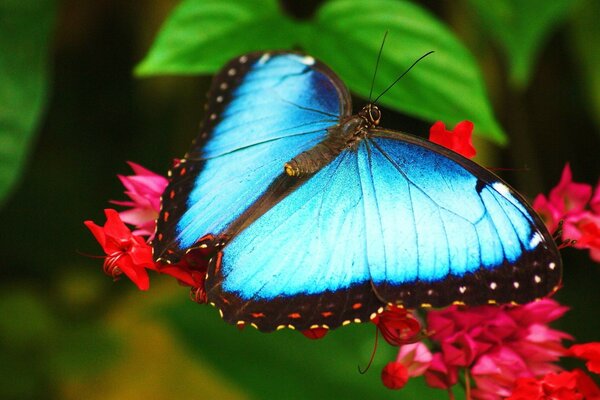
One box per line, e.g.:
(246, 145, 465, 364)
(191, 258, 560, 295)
(465, 370, 472, 400)
(447, 388, 455, 400)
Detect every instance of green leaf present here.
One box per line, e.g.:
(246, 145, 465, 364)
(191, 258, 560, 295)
(467, 0, 574, 89)
(136, 0, 302, 75)
(157, 299, 437, 399)
(0, 0, 54, 207)
(569, 0, 600, 132)
(301, 0, 506, 144)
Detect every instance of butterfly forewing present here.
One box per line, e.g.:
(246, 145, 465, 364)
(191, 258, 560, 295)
(153, 52, 352, 264)
(364, 130, 561, 307)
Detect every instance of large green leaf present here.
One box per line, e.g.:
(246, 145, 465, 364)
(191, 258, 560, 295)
(136, 0, 504, 143)
(0, 0, 54, 207)
(300, 0, 506, 144)
(569, 0, 600, 132)
(136, 0, 301, 75)
(467, 0, 574, 89)
(157, 299, 442, 399)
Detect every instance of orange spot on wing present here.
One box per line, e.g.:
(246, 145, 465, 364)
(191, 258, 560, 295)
(169, 190, 175, 199)
(321, 311, 333, 318)
(352, 303, 362, 310)
(288, 313, 301, 319)
(251, 312, 265, 318)
(179, 167, 186, 176)
(163, 212, 170, 222)
(157, 233, 163, 241)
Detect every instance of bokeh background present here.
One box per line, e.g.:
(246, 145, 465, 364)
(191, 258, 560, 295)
(1, 0, 598, 399)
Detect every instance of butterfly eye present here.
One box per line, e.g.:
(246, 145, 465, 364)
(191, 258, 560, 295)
(369, 106, 381, 125)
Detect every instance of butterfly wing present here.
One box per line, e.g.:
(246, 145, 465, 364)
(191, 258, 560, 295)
(364, 129, 561, 307)
(207, 132, 561, 332)
(206, 148, 384, 332)
(154, 52, 352, 263)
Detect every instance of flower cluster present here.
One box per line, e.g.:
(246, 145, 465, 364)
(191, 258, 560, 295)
(379, 304, 600, 399)
(533, 163, 600, 262)
(84, 163, 209, 293)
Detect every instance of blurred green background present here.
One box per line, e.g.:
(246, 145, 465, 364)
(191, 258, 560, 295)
(0, 0, 599, 399)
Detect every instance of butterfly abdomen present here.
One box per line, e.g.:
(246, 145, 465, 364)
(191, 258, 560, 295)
(284, 115, 370, 177)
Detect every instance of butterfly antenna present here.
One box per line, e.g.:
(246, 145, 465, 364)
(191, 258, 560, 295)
(358, 325, 380, 374)
(373, 51, 435, 105)
(368, 31, 389, 104)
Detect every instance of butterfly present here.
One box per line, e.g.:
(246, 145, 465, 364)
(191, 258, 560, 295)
(153, 51, 562, 333)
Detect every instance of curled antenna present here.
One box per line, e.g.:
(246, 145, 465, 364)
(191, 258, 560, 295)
(373, 51, 435, 104)
(368, 31, 389, 104)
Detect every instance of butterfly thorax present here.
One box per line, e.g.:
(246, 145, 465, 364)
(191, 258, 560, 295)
(284, 104, 381, 177)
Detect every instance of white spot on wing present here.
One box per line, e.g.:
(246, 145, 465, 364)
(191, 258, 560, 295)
(300, 55, 315, 66)
(258, 53, 271, 65)
(529, 232, 542, 248)
(492, 182, 511, 196)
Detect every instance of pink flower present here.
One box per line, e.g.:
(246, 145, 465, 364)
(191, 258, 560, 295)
(532, 194, 562, 233)
(591, 183, 600, 213)
(563, 213, 600, 261)
(423, 299, 570, 399)
(429, 120, 476, 159)
(111, 161, 168, 238)
(548, 163, 592, 216)
(533, 163, 600, 262)
(396, 342, 432, 377)
(84, 209, 157, 290)
(424, 353, 459, 389)
(471, 347, 530, 399)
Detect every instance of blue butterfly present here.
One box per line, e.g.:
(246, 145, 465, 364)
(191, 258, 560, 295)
(153, 52, 562, 332)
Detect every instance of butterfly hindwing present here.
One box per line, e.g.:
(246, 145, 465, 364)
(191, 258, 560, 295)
(154, 52, 352, 263)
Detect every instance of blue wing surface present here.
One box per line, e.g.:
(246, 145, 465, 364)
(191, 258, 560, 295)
(207, 146, 382, 331)
(154, 53, 351, 262)
(207, 133, 561, 331)
(363, 132, 560, 307)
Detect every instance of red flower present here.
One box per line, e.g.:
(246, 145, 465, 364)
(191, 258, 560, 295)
(301, 327, 328, 340)
(429, 120, 476, 159)
(570, 342, 600, 374)
(372, 306, 422, 346)
(84, 209, 156, 290)
(381, 361, 409, 389)
(508, 370, 600, 400)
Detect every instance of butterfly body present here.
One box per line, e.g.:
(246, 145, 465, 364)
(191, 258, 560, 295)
(153, 52, 562, 332)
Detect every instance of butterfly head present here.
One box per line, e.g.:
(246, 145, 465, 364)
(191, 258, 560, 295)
(359, 104, 381, 127)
